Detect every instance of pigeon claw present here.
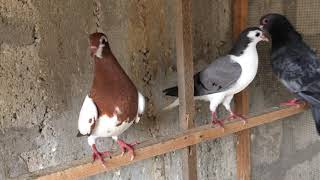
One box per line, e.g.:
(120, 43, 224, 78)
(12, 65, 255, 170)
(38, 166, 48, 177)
(211, 111, 225, 130)
(212, 119, 224, 128)
(116, 140, 139, 161)
(280, 98, 301, 108)
(227, 112, 247, 124)
(91, 144, 112, 167)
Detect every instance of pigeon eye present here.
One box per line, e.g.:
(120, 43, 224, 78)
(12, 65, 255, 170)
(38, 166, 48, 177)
(263, 18, 268, 24)
(255, 32, 260, 37)
(100, 36, 107, 44)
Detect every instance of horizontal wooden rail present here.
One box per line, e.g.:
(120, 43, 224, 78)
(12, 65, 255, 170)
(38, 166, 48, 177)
(17, 104, 307, 180)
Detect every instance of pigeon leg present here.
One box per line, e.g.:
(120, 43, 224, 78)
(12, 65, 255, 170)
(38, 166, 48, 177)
(280, 98, 301, 107)
(91, 144, 112, 166)
(226, 111, 247, 124)
(211, 111, 224, 128)
(116, 139, 139, 161)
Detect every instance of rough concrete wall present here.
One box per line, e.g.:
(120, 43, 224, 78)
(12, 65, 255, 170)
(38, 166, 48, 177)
(2, 0, 319, 180)
(248, 0, 320, 180)
(0, 0, 234, 179)
(0, 0, 98, 178)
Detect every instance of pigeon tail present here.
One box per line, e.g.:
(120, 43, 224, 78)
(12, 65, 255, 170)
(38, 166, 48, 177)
(163, 86, 178, 97)
(297, 92, 320, 135)
(137, 92, 145, 115)
(76, 131, 86, 137)
(163, 99, 179, 111)
(311, 107, 320, 135)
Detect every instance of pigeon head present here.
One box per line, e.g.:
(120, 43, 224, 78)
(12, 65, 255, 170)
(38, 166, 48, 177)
(259, 14, 296, 42)
(89, 32, 110, 58)
(230, 27, 268, 56)
(244, 27, 269, 43)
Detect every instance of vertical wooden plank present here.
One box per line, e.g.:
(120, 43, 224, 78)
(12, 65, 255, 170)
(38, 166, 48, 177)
(176, 0, 197, 180)
(232, 0, 251, 180)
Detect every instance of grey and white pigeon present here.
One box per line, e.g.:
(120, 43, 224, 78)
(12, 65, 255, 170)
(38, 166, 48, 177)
(77, 32, 145, 165)
(163, 27, 268, 127)
(260, 13, 320, 134)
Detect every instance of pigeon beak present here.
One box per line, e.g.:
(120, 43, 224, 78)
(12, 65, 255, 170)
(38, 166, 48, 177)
(260, 32, 270, 42)
(259, 25, 264, 30)
(90, 46, 97, 57)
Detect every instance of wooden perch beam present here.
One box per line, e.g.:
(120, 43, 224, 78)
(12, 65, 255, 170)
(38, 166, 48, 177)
(32, 104, 308, 180)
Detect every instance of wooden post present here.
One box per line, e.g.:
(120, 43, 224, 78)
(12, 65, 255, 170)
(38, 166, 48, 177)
(232, 0, 250, 180)
(176, 0, 197, 180)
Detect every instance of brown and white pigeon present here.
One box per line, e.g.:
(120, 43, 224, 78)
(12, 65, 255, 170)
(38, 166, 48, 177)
(77, 32, 145, 165)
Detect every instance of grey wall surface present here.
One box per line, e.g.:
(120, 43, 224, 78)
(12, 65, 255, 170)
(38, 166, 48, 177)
(0, 0, 319, 180)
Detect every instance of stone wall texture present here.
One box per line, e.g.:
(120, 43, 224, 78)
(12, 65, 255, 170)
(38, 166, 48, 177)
(0, 0, 319, 180)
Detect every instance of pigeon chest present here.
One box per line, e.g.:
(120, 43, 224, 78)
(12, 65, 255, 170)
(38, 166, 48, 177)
(91, 58, 139, 125)
(228, 47, 259, 94)
(91, 114, 134, 137)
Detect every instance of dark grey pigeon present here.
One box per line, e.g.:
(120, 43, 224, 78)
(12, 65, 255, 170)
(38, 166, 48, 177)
(163, 27, 268, 127)
(260, 13, 320, 135)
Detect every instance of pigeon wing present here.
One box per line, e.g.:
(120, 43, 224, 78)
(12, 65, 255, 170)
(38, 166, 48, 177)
(195, 55, 242, 96)
(78, 95, 98, 135)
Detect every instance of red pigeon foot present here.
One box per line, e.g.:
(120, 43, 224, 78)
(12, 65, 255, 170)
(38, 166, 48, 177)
(280, 98, 301, 107)
(116, 139, 139, 161)
(211, 111, 224, 128)
(91, 144, 112, 166)
(226, 112, 247, 124)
